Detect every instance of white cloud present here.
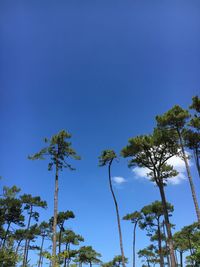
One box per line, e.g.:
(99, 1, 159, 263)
(112, 176, 127, 185)
(132, 155, 188, 185)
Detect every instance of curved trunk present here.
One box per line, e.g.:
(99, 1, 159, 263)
(23, 206, 33, 267)
(108, 161, 126, 267)
(178, 130, 200, 223)
(158, 183, 176, 267)
(132, 221, 137, 267)
(52, 162, 59, 267)
(157, 218, 164, 267)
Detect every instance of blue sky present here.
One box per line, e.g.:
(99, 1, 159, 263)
(0, 0, 200, 266)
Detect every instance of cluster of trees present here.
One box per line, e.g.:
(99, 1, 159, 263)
(99, 96, 200, 267)
(0, 96, 199, 266)
(0, 185, 102, 267)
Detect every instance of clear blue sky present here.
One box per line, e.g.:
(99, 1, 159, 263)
(0, 0, 200, 266)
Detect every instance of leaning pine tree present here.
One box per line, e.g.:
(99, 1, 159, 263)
(99, 150, 126, 267)
(156, 105, 200, 223)
(28, 130, 80, 267)
(121, 128, 178, 267)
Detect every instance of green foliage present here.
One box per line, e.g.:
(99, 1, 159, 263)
(121, 128, 178, 185)
(0, 248, 18, 267)
(77, 246, 101, 265)
(140, 201, 173, 231)
(28, 130, 81, 171)
(190, 95, 200, 113)
(102, 255, 128, 267)
(123, 211, 142, 223)
(156, 105, 190, 130)
(99, 150, 117, 166)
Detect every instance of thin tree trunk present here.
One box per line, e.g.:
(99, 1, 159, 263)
(157, 218, 164, 267)
(23, 206, 33, 267)
(1, 221, 11, 248)
(178, 130, 200, 223)
(133, 221, 137, 267)
(64, 243, 68, 267)
(179, 251, 183, 267)
(15, 239, 23, 255)
(158, 183, 176, 267)
(38, 235, 45, 267)
(58, 227, 62, 263)
(108, 161, 126, 267)
(162, 220, 170, 267)
(52, 161, 59, 267)
(25, 239, 31, 264)
(194, 148, 200, 178)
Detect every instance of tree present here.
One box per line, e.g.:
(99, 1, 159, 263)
(122, 128, 178, 267)
(156, 105, 200, 223)
(60, 229, 84, 267)
(99, 150, 126, 267)
(179, 223, 200, 267)
(28, 130, 80, 267)
(77, 246, 101, 267)
(20, 194, 47, 267)
(173, 231, 188, 267)
(183, 96, 200, 178)
(138, 245, 158, 267)
(123, 211, 142, 267)
(0, 186, 24, 249)
(38, 221, 50, 267)
(140, 201, 174, 267)
(101, 255, 128, 267)
(57, 211, 75, 258)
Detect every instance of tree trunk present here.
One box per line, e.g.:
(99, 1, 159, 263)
(179, 251, 183, 267)
(1, 221, 11, 248)
(108, 161, 126, 267)
(58, 226, 62, 263)
(133, 221, 137, 267)
(52, 162, 59, 267)
(162, 220, 170, 267)
(38, 235, 45, 267)
(23, 206, 33, 267)
(158, 183, 176, 267)
(15, 239, 23, 255)
(178, 130, 200, 223)
(194, 148, 200, 179)
(157, 218, 164, 267)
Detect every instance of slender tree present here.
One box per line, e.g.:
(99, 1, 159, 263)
(156, 105, 200, 223)
(123, 211, 142, 267)
(61, 230, 84, 267)
(38, 221, 50, 267)
(99, 150, 126, 267)
(28, 130, 80, 267)
(122, 128, 178, 267)
(77, 246, 101, 267)
(20, 194, 47, 267)
(184, 96, 200, 178)
(138, 245, 158, 267)
(139, 201, 174, 267)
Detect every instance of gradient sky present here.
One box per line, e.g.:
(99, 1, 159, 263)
(1, 1, 200, 266)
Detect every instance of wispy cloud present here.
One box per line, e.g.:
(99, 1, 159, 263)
(132, 155, 188, 185)
(112, 176, 127, 185)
